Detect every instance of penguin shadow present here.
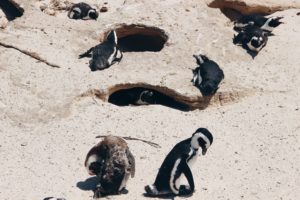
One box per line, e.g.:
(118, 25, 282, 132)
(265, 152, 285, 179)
(76, 176, 99, 191)
(232, 37, 258, 59)
(143, 193, 175, 199)
(143, 193, 193, 199)
(220, 8, 242, 21)
(245, 47, 258, 59)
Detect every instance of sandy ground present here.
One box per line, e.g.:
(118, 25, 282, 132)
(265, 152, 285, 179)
(0, 0, 300, 200)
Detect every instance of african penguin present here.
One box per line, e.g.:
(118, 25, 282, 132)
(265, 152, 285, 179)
(79, 30, 123, 71)
(233, 26, 268, 53)
(234, 14, 283, 32)
(85, 135, 135, 198)
(135, 90, 155, 105)
(145, 128, 213, 197)
(68, 2, 99, 20)
(192, 54, 224, 96)
(108, 87, 190, 111)
(108, 88, 155, 106)
(43, 198, 66, 200)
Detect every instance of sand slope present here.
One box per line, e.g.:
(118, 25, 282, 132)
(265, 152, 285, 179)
(0, 0, 300, 200)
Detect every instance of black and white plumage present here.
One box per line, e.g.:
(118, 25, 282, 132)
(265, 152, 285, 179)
(108, 88, 155, 106)
(68, 2, 99, 20)
(145, 128, 213, 197)
(234, 14, 283, 32)
(192, 55, 224, 96)
(233, 26, 269, 53)
(79, 30, 123, 71)
(108, 87, 190, 111)
(85, 135, 135, 198)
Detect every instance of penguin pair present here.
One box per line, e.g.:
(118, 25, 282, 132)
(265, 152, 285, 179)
(145, 128, 213, 197)
(68, 2, 99, 20)
(79, 30, 123, 71)
(192, 54, 224, 96)
(85, 135, 135, 198)
(233, 14, 283, 53)
(234, 14, 283, 33)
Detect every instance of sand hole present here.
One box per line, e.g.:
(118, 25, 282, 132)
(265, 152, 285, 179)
(102, 24, 168, 52)
(0, 0, 24, 21)
(108, 87, 191, 111)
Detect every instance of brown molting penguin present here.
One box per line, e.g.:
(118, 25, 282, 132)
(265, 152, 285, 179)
(85, 135, 135, 198)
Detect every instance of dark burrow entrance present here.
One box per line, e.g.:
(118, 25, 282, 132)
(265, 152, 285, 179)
(118, 34, 166, 52)
(0, 0, 24, 21)
(103, 24, 169, 52)
(108, 87, 191, 112)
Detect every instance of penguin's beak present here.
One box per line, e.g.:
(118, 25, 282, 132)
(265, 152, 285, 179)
(202, 148, 207, 155)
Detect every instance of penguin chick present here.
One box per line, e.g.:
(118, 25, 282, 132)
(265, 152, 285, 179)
(192, 55, 224, 96)
(79, 30, 123, 71)
(234, 14, 283, 32)
(145, 128, 213, 197)
(68, 2, 98, 20)
(233, 26, 268, 53)
(85, 135, 135, 198)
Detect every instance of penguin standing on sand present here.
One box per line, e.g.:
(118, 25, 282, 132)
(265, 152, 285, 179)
(85, 135, 135, 198)
(145, 128, 213, 197)
(192, 54, 224, 96)
(234, 15, 283, 32)
(233, 26, 269, 53)
(79, 30, 123, 71)
(68, 2, 99, 20)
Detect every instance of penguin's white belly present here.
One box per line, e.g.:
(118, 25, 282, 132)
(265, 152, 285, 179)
(175, 150, 198, 188)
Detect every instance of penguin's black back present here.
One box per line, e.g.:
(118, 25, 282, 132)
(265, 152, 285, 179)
(237, 14, 267, 27)
(200, 59, 224, 84)
(90, 40, 116, 71)
(153, 138, 192, 191)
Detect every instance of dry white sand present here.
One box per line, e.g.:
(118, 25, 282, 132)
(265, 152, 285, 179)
(0, 0, 300, 200)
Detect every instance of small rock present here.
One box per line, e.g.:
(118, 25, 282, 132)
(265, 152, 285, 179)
(100, 6, 108, 12)
(21, 142, 27, 146)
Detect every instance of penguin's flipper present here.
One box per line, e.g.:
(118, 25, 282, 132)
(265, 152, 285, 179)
(180, 161, 195, 194)
(126, 149, 135, 178)
(79, 47, 94, 59)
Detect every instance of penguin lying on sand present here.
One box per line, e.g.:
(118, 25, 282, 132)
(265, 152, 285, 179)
(108, 87, 190, 111)
(68, 2, 99, 20)
(145, 128, 213, 197)
(192, 54, 224, 96)
(85, 135, 135, 198)
(79, 30, 123, 71)
(234, 14, 283, 33)
(233, 25, 269, 53)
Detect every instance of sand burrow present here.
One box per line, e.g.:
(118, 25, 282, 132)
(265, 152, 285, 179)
(0, 0, 24, 21)
(100, 24, 169, 52)
(94, 83, 216, 112)
(108, 87, 192, 111)
(78, 83, 248, 112)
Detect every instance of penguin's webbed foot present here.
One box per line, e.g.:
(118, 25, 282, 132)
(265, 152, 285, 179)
(119, 188, 129, 194)
(178, 185, 193, 196)
(93, 185, 104, 199)
(144, 185, 159, 197)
